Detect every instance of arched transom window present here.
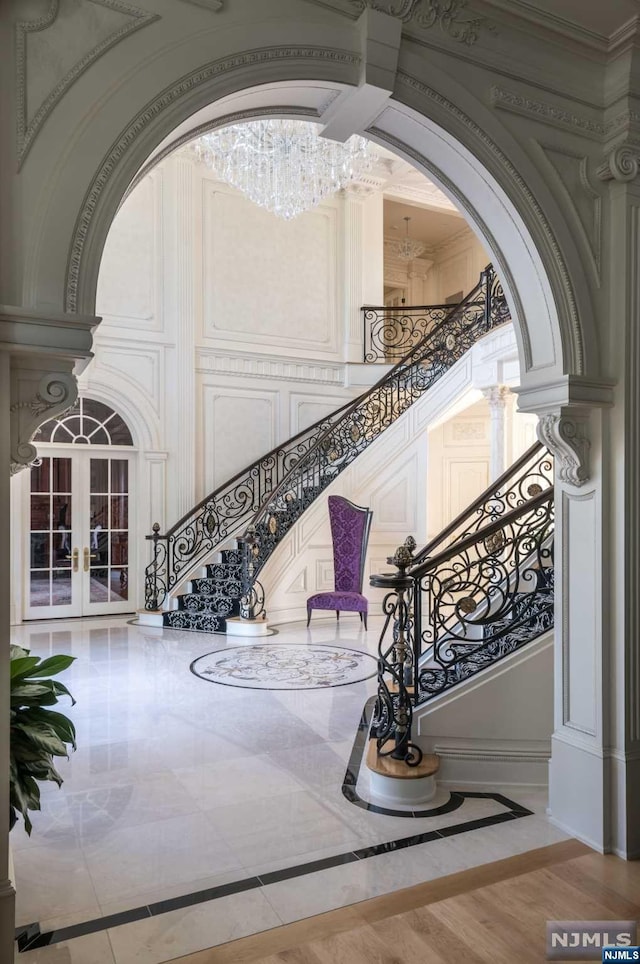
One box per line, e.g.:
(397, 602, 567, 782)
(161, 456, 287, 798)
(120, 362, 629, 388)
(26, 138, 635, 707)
(36, 397, 133, 446)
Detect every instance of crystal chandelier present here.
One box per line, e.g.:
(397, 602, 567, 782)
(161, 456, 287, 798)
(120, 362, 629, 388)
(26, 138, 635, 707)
(396, 217, 425, 261)
(193, 119, 374, 220)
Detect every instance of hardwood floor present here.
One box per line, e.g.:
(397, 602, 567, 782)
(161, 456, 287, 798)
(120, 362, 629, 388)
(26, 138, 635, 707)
(166, 840, 640, 964)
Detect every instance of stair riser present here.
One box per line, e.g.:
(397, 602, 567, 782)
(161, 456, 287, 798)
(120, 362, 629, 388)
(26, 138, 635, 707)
(191, 578, 242, 596)
(163, 611, 227, 633)
(205, 563, 242, 580)
(178, 596, 240, 616)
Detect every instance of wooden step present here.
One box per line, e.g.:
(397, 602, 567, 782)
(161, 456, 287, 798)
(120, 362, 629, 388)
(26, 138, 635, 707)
(366, 737, 439, 780)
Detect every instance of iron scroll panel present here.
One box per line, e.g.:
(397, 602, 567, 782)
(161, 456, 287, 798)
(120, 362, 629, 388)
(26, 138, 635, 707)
(362, 304, 456, 363)
(415, 490, 554, 701)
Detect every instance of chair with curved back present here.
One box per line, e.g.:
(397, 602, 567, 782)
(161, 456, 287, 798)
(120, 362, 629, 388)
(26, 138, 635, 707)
(306, 495, 373, 629)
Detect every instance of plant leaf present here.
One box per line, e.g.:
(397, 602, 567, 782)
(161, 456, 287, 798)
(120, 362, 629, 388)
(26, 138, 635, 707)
(10, 657, 41, 681)
(28, 655, 76, 678)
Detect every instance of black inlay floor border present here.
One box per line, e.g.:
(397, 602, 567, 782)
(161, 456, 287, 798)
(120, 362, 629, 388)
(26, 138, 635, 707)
(16, 699, 534, 953)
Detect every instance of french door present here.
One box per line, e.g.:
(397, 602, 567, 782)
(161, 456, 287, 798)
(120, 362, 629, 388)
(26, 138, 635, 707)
(25, 449, 135, 618)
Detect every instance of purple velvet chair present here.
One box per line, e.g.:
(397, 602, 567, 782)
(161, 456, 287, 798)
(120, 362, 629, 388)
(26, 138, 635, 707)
(306, 495, 373, 629)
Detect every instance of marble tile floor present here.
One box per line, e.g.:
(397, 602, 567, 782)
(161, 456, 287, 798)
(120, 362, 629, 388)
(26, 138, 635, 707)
(11, 615, 568, 964)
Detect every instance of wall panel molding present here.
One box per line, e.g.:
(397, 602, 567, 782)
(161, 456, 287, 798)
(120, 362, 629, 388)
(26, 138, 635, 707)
(196, 347, 344, 385)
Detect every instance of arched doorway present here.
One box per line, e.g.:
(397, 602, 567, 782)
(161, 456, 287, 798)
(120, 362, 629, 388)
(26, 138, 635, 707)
(22, 397, 136, 619)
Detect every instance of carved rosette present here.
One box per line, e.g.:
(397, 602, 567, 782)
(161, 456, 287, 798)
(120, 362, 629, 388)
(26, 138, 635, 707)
(10, 372, 78, 475)
(536, 413, 590, 487)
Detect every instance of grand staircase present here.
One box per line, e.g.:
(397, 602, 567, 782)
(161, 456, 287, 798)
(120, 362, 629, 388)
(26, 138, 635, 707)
(145, 265, 510, 632)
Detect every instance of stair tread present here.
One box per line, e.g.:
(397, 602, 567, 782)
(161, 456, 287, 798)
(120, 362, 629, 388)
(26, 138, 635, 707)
(366, 738, 439, 779)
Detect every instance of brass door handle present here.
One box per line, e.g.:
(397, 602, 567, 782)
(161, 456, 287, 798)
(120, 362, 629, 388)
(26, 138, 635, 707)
(83, 547, 98, 572)
(66, 548, 79, 572)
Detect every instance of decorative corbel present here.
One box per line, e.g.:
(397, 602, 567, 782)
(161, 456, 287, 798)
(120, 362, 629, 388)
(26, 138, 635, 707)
(10, 369, 78, 475)
(536, 412, 590, 487)
(596, 145, 640, 183)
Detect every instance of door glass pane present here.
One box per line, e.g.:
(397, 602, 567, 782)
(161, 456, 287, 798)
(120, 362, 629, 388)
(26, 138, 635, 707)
(90, 459, 109, 493)
(111, 495, 128, 529)
(90, 568, 109, 603)
(30, 533, 50, 568)
(29, 457, 73, 611)
(31, 495, 50, 530)
(111, 569, 128, 601)
(111, 532, 128, 567)
(51, 570, 72, 606)
(53, 458, 71, 493)
(111, 460, 128, 494)
(30, 571, 50, 607)
(31, 459, 50, 493)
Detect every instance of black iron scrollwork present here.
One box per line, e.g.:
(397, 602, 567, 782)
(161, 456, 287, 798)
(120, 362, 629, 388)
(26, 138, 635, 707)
(363, 303, 456, 364)
(415, 490, 554, 700)
(370, 541, 423, 766)
(145, 265, 510, 612)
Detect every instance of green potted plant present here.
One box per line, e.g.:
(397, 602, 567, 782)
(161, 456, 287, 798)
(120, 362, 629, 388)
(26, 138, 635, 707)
(10, 645, 77, 834)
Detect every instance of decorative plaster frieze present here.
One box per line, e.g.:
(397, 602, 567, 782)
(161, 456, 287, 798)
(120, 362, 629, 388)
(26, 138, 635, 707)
(348, 0, 494, 45)
(490, 87, 604, 141)
(596, 145, 640, 183)
(15, 0, 159, 167)
(10, 370, 78, 474)
(389, 72, 584, 376)
(536, 412, 590, 487)
(605, 110, 640, 139)
(196, 349, 344, 385)
(65, 46, 361, 312)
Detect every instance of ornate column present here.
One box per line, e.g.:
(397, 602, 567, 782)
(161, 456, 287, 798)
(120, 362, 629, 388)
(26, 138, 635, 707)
(482, 384, 510, 481)
(595, 133, 640, 857)
(0, 305, 96, 959)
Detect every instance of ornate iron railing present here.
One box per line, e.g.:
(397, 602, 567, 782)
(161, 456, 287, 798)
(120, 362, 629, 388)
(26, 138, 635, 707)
(412, 441, 553, 566)
(145, 264, 508, 611)
(369, 450, 554, 766)
(246, 265, 508, 579)
(144, 400, 353, 609)
(362, 303, 457, 363)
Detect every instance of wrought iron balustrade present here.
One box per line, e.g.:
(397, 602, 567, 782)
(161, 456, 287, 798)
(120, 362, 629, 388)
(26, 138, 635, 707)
(362, 303, 456, 363)
(143, 399, 353, 610)
(145, 264, 510, 614)
(369, 448, 554, 770)
(413, 489, 554, 700)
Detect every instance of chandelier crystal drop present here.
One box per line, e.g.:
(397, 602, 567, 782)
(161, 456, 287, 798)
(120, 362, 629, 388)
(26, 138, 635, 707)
(396, 216, 425, 261)
(193, 120, 375, 220)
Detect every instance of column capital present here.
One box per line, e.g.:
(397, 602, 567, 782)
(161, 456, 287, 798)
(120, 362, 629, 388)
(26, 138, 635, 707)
(596, 144, 640, 183)
(10, 360, 78, 475)
(482, 384, 511, 407)
(536, 409, 590, 488)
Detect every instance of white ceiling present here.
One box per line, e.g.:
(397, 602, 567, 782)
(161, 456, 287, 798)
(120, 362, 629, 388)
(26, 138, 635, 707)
(384, 199, 468, 248)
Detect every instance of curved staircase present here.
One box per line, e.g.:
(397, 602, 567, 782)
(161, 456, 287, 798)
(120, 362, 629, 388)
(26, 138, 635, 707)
(144, 265, 510, 633)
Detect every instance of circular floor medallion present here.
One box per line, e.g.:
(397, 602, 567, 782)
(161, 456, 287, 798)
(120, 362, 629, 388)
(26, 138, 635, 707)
(190, 643, 377, 690)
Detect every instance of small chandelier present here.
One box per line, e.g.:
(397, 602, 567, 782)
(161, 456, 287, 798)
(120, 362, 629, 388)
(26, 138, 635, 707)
(193, 119, 374, 220)
(396, 217, 425, 261)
